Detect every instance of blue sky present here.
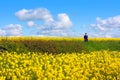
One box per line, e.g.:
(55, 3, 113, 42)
(0, 0, 120, 37)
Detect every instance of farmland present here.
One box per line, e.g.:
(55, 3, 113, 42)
(0, 37, 120, 53)
(0, 37, 120, 80)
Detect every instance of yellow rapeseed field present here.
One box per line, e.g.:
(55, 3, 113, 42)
(0, 50, 120, 80)
(0, 36, 120, 41)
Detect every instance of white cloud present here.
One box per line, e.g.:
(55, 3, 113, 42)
(90, 15, 120, 37)
(1, 24, 22, 36)
(37, 29, 68, 36)
(91, 16, 120, 31)
(15, 8, 73, 36)
(0, 29, 6, 36)
(27, 21, 35, 27)
(15, 8, 54, 22)
(55, 13, 73, 29)
(88, 32, 112, 38)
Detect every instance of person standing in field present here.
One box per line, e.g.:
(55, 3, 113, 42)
(84, 33, 88, 42)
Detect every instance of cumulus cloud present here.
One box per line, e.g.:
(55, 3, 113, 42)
(88, 32, 113, 38)
(15, 8, 54, 22)
(15, 8, 73, 36)
(37, 29, 67, 36)
(27, 21, 35, 27)
(0, 24, 22, 36)
(90, 16, 120, 37)
(55, 14, 73, 29)
(0, 29, 6, 36)
(91, 16, 120, 31)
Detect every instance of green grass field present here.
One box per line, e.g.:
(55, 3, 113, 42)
(0, 37, 120, 53)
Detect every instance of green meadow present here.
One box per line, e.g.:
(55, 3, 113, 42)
(0, 37, 119, 53)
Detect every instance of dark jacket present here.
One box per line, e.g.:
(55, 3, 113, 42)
(84, 35, 88, 42)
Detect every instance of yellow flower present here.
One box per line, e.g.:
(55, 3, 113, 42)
(12, 76, 17, 80)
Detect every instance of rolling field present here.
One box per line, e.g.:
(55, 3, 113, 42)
(0, 37, 120, 80)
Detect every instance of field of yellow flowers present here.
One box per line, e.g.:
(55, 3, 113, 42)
(0, 37, 120, 80)
(0, 50, 120, 80)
